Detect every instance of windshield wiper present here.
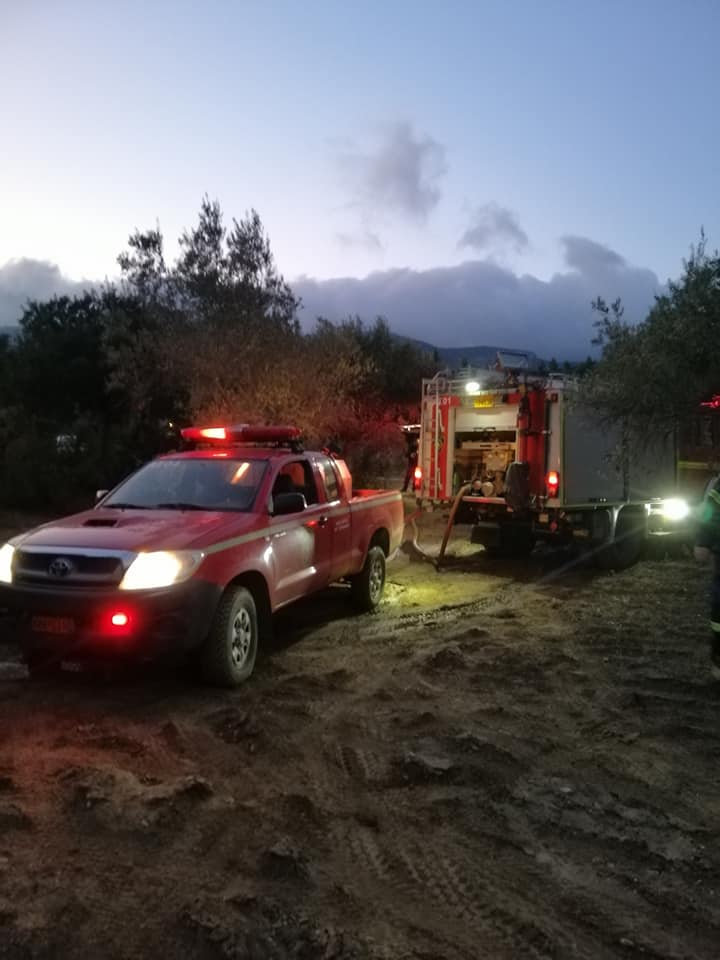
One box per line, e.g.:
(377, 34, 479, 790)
(104, 503, 151, 510)
(152, 502, 207, 511)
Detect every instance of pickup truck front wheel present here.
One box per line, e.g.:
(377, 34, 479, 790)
(26, 651, 63, 679)
(351, 545, 386, 612)
(201, 586, 258, 687)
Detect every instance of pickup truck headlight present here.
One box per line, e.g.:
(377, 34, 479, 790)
(0, 543, 15, 584)
(119, 551, 203, 590)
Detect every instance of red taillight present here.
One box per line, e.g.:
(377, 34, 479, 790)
(414, 466, 422, 481)
(546, 470, 560, 497)
(110, 612, 129, 627)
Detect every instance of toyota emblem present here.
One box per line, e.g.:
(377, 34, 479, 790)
(48, 557, 74, 579)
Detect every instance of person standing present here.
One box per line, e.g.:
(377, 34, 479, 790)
(694, 472, 720, 679)
(402, 437, 419, 493)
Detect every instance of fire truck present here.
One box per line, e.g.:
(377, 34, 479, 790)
(417, 353, 690, 567)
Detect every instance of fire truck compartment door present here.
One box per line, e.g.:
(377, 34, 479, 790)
(455, 407, 518, 431)
(563, 408, 675, 503)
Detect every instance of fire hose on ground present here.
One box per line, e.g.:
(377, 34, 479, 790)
(401, 483, 472, 569)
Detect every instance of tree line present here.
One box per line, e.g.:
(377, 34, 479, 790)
(0, 198, 714, 511)
(585, 233, 720, 439)
(0, 199, 436, 510)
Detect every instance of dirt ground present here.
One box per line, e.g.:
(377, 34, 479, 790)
(0, 508, 719, 959)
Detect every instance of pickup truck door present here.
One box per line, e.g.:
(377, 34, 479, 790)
(315, 455, 354, 581)
(268, 458, 333, 605)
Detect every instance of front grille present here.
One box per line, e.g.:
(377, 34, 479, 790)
(14, 550, 126, 587)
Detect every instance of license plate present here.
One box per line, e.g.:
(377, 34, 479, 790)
(61, 661, 83, 673)
(474, 396, 494, 408)
(31, 616, 75, 635)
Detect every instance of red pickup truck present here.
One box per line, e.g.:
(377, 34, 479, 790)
(0, 426, 404, 686)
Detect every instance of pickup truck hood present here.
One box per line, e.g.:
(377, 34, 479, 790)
(12, 508, 262, 554)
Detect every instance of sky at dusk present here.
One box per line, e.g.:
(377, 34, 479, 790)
(2, 0, 719, 357)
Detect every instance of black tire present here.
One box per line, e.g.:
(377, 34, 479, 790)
(596, 509, 645, 571)
(25, 651, 62, 679)
(351, 545, 386, 612)
(201, 586, 259, 687)
(482, 529, 535, 559)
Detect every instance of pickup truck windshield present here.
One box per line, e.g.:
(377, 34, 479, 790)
(103, 458, 269, 512)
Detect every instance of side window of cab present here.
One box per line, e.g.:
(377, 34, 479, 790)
(317, 456, 340, 502)
(271, 459, 319, 507)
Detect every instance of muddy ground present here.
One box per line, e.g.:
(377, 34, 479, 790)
(0, 508, 719, 959)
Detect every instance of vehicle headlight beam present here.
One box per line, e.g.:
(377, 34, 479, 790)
(0, 543, 15, 584)
(119, 551, 203, 590)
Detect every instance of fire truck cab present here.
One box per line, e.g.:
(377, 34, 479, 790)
(419, 354, 689, 566)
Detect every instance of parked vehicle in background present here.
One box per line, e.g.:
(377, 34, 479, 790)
(417, 354, 691, 566)
(678, 395, 720, 503)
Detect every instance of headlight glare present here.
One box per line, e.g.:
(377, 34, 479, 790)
(0, 543, 15, 584)
(660, 498, 690, 521)
(119, 550, 202, 590)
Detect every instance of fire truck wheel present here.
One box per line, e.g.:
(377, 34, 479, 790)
(596, 509, 645, 571)
(351, 545, 386, 612)
(483, 530, 535, 558)
(201, 586, 259, 687)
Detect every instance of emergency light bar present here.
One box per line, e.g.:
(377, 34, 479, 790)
(181, 425, 302, 446)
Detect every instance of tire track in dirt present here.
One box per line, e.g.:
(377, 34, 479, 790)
(317, 720, 577, 959)
(331, 812, 602, 960)
(295, 585, 570, 957)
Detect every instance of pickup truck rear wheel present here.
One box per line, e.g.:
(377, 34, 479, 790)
(351, 545, 386, 612)
(201, 586, 258, 687)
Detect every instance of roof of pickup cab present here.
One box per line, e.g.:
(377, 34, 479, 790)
(170, 426, 320, 462)
(157, 448, 326, 461)
(156, 445, 290, 460)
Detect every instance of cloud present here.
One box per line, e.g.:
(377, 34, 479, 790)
(338, 122, 447, 223)
(295, 237, 662, 360)
(1, 238, 661, 361)
(459, 204, 529, 254)
(561, 235, 626, 273)
(0, 258, 88, 327)
(335, 230, 384, 252)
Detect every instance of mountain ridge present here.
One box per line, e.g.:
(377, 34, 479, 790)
(395, 334, 538, 368)
(1, 322, 539, 367)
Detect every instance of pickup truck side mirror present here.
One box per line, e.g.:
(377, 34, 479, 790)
(95, 489, 109, 503)
(272, 492, 306, 516)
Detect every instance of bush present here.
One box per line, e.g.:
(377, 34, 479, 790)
(341, 417, 406, 488)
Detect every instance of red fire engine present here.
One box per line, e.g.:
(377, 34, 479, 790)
(418, 354, 690, 567)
